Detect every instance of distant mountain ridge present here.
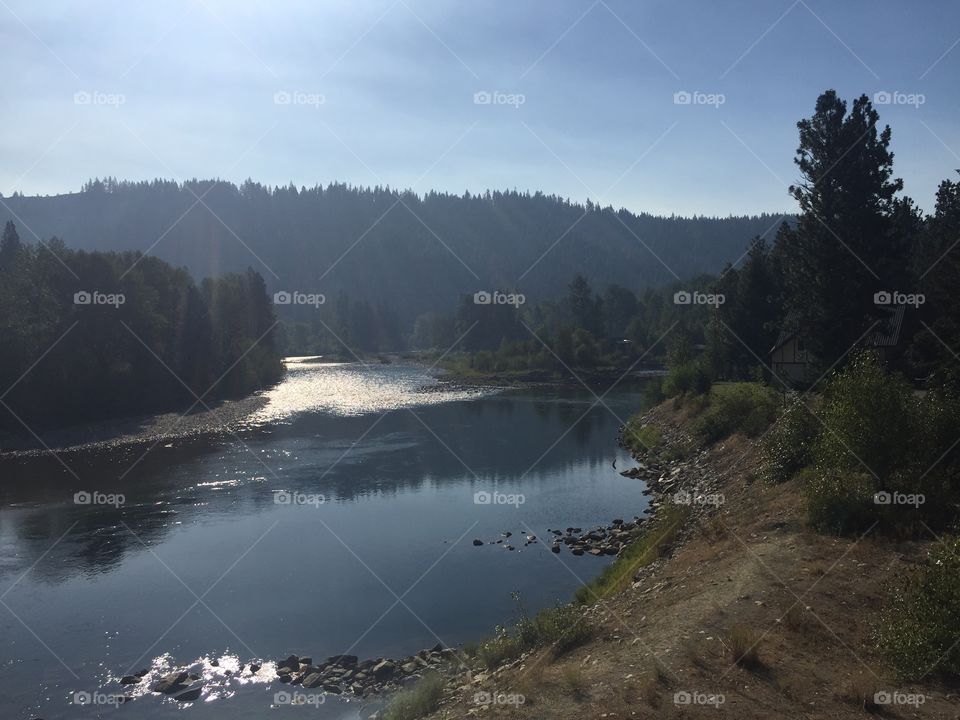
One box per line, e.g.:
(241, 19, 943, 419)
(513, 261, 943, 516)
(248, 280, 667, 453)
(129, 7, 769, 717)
(1, 179, 788, 322)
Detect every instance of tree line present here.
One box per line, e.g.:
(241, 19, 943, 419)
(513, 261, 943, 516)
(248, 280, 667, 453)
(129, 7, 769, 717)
(1, 179, 781, 329)
(432, 90, 960, 388)
(0, 224, 283, 433)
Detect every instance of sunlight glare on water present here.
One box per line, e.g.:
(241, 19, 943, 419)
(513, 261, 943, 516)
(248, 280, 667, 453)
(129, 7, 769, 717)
(249, 359, 487, 423)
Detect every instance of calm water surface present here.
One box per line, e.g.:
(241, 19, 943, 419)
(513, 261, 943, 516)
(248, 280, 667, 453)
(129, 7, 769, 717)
(0, 361, 649, 719)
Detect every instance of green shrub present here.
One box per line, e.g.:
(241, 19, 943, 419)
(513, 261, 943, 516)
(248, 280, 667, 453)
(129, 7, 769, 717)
(803, 353, 960, 533)
(622, 417, 661, 457)
(760, 398, 820, 483)
(382, 672, 445, 720)
(643, 376, 665, 406)
(473, 597, 591, 670)
(813, 353, 912, 482)
(472, 351, 495, 373)
(878, 537, 960, 679)
(663, 361, 712, 397)
(803, 469, 876, 534)
(692, 383, 779, 443)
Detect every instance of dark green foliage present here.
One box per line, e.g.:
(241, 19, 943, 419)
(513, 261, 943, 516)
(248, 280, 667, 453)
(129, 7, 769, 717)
(643, 376, 666, 406)
(803, 469, 877, 534)
(0, 228, 282, 433)
(777, 90, 910, 366)
(911, 174, 960, 384)
(707, 237, 782, 379)
(878, 537, 960, 679)
(813, 353, 913, 482)
(692, 383, 779, 443)
(759, 398, 820, 483)
(802, 353, 960, 533)
(663, 361, 712, 397)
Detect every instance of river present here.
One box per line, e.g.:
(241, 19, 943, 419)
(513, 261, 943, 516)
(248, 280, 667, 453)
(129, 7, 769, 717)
(0, 360, 650, 719)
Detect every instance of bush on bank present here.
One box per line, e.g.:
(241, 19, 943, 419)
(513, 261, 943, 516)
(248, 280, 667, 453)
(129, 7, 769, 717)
(692, 382, 779, 443)
(878, 537, 960, 680)
(798, 353, 960, 534)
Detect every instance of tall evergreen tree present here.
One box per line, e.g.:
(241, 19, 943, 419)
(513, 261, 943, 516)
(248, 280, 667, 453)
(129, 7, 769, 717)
(0, 220, 21, 268)
(914, 174, 960, 382)
(778, 90, 904, 365)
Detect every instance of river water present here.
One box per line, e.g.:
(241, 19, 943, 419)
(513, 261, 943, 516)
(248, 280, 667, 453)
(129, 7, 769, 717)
(0, 360, 649, 719)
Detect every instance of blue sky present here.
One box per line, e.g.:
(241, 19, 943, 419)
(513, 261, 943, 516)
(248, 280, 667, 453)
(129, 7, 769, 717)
(3, 0, 959, 216)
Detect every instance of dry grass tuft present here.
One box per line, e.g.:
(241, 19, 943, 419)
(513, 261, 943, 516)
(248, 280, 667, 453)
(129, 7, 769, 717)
(726, 624, 763, 669)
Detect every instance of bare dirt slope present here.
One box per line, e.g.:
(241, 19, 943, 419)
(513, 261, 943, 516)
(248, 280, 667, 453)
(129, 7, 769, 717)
(422, 401, 960, 719)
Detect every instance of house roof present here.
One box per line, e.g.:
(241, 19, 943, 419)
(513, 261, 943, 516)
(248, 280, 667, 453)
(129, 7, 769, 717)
(771, 329, 797, 353)
(770, 304, 906, 355)
(867, 304, 905, 347)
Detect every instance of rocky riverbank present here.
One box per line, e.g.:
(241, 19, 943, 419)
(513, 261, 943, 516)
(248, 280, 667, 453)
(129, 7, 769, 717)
(108, 644, 465, 715)
(0, 393, 269, 456)
(105, 404, 703, 716)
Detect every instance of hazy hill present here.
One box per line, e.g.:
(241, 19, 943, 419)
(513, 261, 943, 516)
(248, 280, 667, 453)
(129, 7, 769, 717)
(1, 179, 786, 322)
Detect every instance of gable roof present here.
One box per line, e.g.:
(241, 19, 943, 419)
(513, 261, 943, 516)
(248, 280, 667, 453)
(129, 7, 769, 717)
(770, 304, 906, 355)
(867, 304, 905, 347)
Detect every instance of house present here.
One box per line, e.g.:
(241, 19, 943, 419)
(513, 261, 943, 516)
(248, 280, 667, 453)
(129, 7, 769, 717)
(770, 305, 906, 384)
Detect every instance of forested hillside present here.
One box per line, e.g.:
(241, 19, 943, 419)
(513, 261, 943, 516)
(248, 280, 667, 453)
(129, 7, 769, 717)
(0, 222, 283, 432)
(0, 181, 783, 327)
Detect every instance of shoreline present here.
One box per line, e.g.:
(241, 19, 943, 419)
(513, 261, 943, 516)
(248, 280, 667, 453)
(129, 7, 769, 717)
(0, 358, 662, 457)
(97, 404, 670, 717)
(0, 393, 269, 457)
(431, 364, 666, 390)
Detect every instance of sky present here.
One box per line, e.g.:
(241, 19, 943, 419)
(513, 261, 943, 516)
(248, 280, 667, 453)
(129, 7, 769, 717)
(2, 0, 959, 217)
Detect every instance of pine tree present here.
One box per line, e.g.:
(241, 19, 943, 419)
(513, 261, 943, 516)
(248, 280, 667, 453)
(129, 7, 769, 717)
(778, 90, 904, 365)
(0, 221, 21, 268)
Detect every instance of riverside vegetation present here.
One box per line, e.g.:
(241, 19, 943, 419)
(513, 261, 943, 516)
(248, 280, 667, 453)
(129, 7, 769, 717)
(385, 353, 960, 718)
(376, 89, 960, 718)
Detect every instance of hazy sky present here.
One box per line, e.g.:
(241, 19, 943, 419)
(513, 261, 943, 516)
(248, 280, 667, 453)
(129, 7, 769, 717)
(3, 0, 958, 216)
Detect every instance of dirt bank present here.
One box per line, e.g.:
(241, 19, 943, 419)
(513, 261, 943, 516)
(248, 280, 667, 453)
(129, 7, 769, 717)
(416, 400, 959, 719)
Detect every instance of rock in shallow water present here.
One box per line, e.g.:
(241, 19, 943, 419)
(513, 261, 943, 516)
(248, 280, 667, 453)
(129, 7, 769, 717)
(152, 671, 188, 694)
(173, 683, 204, 702)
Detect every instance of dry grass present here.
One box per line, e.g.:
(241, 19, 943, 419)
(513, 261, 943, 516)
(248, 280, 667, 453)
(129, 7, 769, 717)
(560, 666, 589, 700)
(726, 624, 763, 670)
(844, 675, 880, 713)
(781, 603, 814, 633)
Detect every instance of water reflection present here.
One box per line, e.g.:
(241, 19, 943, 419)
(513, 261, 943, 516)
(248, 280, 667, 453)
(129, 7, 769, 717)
(0, 363, 648, 720)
